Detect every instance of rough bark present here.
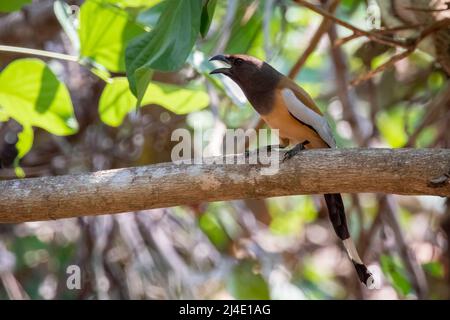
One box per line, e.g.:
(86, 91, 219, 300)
(0, 148, 449, 223)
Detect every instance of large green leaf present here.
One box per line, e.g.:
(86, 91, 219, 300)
(227, 260, 270, 300)
(0, 59, 78, 135)
(78, 0, 144, 72)
(125, 0, 203, 104)
(0, 59, 77, 162)
(99, 77, 209, 126)
(0, 0, 31, 12)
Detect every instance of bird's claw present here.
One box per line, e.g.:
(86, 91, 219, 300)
(282, 140, 310, 162)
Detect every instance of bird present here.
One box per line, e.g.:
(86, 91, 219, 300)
(210, 53, 375, 288)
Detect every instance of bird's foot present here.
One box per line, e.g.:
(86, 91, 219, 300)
(282, 140, 310, 162)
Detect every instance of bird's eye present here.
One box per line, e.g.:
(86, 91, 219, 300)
(234, 58, 243, 66)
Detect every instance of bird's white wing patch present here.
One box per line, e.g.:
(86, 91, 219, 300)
(281, 88, 336, 148)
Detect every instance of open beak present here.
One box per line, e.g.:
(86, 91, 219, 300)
(209, 54, 232, 76)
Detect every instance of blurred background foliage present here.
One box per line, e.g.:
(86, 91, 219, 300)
(0, 0, 449, 299)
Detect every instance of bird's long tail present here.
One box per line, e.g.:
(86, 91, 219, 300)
(324, 193, 375, 288)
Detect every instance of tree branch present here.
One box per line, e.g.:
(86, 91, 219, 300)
(0, 148, 449, 223)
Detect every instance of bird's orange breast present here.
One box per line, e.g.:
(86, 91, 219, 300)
(260, 90, 329, 149)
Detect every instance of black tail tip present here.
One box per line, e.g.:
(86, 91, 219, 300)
(352, 261, 376, 289)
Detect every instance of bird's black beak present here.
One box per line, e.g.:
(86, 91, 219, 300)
(209, 54, 232, 76)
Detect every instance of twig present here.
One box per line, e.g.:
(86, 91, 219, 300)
(0, 44, 78, 62)
(406, 81, 450, 147)
(403, 6, 450, 13)
(288, 0, 340, 78)
(333, 33, 360, 47)
(350, 19, 450, 86)
(380, 195, 428, 299)
(293, 0, 410, 49)
(328, 24, 369, 144)
(333, 25, 424, 48)
(350, 48, 414, 87)
(414, 18, 450, 44)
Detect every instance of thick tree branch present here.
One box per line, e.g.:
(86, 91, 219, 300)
(0, 148, 449, 223)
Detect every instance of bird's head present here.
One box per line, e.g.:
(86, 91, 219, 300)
(209, 54, 281, 93)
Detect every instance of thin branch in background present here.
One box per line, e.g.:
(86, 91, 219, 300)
(432, 112, 450, 148)
(295, 2, 450, 86)
(441, 198, 450, 299)
(288, 0, 340, 78)
(263, 0, 276, 60)
(363, 71, 380, 146)
(403, 6, 450, 13)
(375, 24, 427, 34)
(0, 272, 29, 300)
(333, 33, 360, 47)
(213, 0, 238, 55)
(350, 48, 414, 87)
(350, 19, 450, 86)
(333, 24, 425, 48)
(359, 207, 383, 259)
(328, 23, 370, 145)
(293, 0, 410, 49)
(414, 18, 450, 44)
(406, 81, 450, 147)
(380, 195, 429, 299)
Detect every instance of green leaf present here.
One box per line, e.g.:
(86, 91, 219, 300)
(134, 67, 153, 108)
(269, 196, 317, 235)
(136, 1, 167, 28)
(376, 106, 407, 148)
(423, 261, 444, 278)
(380, 254, 412, 296)
(0, 0, 31, 12)
(99, 78, 136, 127)
(99, 77, 209, 126)
(13, 125, 34, 178)
(143, 81, 210, 115)
(16, 125, 34, 159)
(14, 125, 34, 178)
(227, 260, 270, 300)
(0, 59, 78, 137)
(125, 0, 202, 101)
(200, 0, 217, 38)
(225, 3, 263, 54)
(199, 212, 230, 251)
(78, 0, 144, 72)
